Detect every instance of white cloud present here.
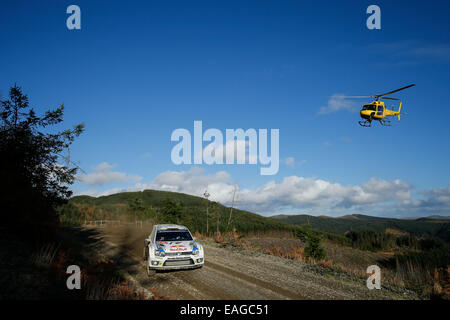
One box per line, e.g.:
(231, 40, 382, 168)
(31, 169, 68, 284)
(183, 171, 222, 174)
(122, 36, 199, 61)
(409, 44, 450, 61)
(77, 162, 142, 186)
(395, 186, 450, 216)
(369, 41, 450, 62)
(78, 167, 236, 202)
(336, 178, 412, 209)
(234, 177, 413, 213)
(200, 139, 258, 164)
(284, 157, 295, 167)
(140, 167, 235, 203)
(319, 94, 358, 115)
(73, 167, 450, 218)
(141, 152, 151, 159)
(284, 157, 306, 168)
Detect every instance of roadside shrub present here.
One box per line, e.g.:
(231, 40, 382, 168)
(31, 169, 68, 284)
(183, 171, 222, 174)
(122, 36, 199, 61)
(295, 224, 326, 261)
(304, 232, 326, 261)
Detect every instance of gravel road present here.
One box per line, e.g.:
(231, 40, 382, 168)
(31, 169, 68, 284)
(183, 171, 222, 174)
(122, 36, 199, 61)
(92, 225, 412, 300)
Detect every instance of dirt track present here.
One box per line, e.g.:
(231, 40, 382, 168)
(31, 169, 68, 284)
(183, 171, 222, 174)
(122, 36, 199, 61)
(92, 225, 411, 300)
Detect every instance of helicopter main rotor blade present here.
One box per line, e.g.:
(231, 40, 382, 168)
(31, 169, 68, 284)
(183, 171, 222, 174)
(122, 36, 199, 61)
(374, 84, 416, 98)
(339, 96, 373, 99)
(382, 97, 400, 100)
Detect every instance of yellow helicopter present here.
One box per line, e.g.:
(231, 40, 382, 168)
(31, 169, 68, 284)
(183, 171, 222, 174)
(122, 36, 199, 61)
(346, 84, 415, 127)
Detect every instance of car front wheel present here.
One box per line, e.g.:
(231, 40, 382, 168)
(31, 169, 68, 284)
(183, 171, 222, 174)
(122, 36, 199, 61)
(147, 265, 156, 277)
(143, 247, 148, 261)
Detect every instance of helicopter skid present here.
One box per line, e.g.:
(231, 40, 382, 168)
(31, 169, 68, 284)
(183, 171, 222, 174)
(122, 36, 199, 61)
(358, 120, 372, 127)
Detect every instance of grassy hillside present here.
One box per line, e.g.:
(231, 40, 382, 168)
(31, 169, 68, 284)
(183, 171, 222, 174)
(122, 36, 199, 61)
(270, 214, 450, 242)
(61, 189, 295, 235)
(61, 189, 449, 242)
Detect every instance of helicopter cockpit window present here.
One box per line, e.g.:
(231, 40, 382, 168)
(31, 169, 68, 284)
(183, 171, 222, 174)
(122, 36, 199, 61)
(362, 105, 376, 111)
(377, 105, 384, 115)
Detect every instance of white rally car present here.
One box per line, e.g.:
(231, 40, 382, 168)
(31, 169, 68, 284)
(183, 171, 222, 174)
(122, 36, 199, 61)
(143, 224, 204, 275)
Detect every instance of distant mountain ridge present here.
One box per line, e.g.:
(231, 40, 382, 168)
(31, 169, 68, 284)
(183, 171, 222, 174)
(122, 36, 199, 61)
(411, 215, 450, 220)
(270, 213, 450, 242)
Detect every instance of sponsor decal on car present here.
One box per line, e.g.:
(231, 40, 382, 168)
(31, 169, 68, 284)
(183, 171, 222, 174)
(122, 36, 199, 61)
(170, 244, 188, 251)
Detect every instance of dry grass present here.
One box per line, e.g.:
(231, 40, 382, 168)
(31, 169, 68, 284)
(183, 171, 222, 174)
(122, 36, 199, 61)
(264, 244, 305, 262)
(427, 266, 450, 299)
(108, 280, 147, 300)
(85, 279, 169, 300)
(394, 256, 432, 285)
(436, 266, 450, 299)
(85, 278, 117, 300)
(214, 228, 240, 243)
(195, 229, 244, 245)
(245, 230, 296, 239)
(194, 231, 210, 241)
(385, 228, 409, 237)
(391, 257, 450, 299)
(32, 242, 61, 268)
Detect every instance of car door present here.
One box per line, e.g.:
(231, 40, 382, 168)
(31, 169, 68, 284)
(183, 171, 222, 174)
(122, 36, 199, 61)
(144, 227, 155, 260)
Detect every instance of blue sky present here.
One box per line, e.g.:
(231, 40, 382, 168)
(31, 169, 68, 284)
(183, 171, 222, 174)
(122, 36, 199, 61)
(1, 0, 449, 217)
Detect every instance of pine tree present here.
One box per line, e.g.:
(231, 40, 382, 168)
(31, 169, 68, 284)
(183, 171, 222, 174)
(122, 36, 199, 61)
(0, 85, 84, 223)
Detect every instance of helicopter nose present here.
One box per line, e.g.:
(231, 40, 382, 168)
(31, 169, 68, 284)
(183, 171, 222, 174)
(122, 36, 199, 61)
(360, 110, 370, 118)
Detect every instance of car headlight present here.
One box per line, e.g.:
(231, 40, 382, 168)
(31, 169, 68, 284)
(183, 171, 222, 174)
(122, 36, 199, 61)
(155, 249, 165, 257)
(192, 247, 199, 255)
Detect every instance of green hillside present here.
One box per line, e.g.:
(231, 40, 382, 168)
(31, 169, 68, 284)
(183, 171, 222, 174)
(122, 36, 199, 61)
(270, 214, 450, 242)
(59, 189, 450, 243)
(60, 189, 295, 235)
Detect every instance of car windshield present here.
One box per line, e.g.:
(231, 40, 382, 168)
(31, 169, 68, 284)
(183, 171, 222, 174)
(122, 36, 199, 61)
(156, 231, 192, 242)
(362, 105, 376, 111)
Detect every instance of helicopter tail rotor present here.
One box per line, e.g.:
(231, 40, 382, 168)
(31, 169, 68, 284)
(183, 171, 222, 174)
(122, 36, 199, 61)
(397, 101, 407, 121)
